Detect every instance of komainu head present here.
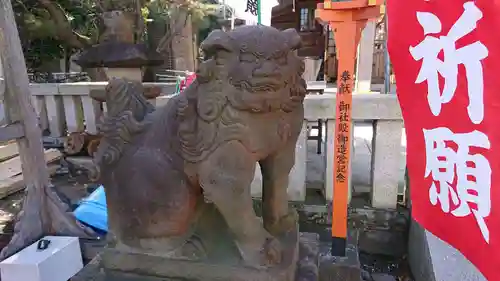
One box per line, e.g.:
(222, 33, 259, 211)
(193, 25, 306, 114)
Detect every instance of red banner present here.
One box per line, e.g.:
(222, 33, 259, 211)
(180, 73, 196, 93)
(387, 1, 500, 279)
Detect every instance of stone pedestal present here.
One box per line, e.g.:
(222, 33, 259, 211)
(74, 227, 298, 281)
(72, 231, 320, 281)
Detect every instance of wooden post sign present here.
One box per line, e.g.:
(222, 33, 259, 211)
(316, 0, 383, 256)
(388, 0, 500, 279)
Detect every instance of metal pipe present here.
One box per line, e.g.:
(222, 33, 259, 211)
(223, 0, 226, 19)
(257, 0, 262, 24)
(383, 3, 391, 94)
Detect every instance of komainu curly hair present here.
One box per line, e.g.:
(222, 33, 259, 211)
(90, 78, 154, 181)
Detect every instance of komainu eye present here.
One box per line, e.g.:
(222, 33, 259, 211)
(240, 53, 256, 62)
(216, 50, 233, 64)
(199, 49, 213, 61)
(275, 54, 287, 65)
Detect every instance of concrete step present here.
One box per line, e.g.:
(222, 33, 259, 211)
(409, 220, 486, 281)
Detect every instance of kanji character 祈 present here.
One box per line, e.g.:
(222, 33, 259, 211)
(410, 2, 489, 124)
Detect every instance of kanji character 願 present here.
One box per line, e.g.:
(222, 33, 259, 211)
(410, 1, 489, 124)
(424, 127, 491, 243)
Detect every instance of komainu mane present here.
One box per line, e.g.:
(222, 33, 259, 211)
(92, 25, 307, 268)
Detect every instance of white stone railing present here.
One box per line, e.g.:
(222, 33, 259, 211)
(29, 82, 177, 136)
(28, 82, 403, 210)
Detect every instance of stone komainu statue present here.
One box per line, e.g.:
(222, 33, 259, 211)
(92, 25, 307, 268)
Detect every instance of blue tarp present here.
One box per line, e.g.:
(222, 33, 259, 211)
(73, 185, 108, 233)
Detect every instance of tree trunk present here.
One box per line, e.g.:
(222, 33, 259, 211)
(170, 9, 195, 71)
(0, 0, 96, 259)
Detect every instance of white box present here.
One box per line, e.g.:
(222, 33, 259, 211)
(0, 236, 83, 281)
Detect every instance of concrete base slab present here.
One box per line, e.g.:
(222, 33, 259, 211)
(408, 220, 486, 281)
(347, 207, 409, 258)
(371, 273, 396, 281)
(318, 230, 362, 281)
(358, 230, 406, 258)
(100, 224, 298, 281)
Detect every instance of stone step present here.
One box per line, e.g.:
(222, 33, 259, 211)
(296, 233, 320, 281)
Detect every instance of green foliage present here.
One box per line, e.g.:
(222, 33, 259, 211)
(145, 0, 219, 30)
(197, 13, 220, 43)
(65, 1, 100, 42)
(12, 0, 100, 70)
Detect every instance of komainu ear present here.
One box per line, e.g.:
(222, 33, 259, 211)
(200, 30, 236, 55)
(282, 28, 302, 50)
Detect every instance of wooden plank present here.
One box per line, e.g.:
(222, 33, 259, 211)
(0, 164, 59, 200)
(0, 149, 61, 180)
(0, 122, 24, 142)
(0, 142, 18, 162)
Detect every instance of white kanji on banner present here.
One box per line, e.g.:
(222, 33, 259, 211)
(423, 127, 492, 243)
(410, 2, 489, 124)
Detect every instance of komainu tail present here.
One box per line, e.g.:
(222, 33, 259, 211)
(90, 78, 155, 181)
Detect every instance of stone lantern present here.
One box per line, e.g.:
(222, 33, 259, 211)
(66, 4, 164, 155)
(74, 8, 164, 83)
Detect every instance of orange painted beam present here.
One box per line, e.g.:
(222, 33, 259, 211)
(316, 6, 382, 22)
(325, 0, 383, 10)
(330, 19, 364, 243)
(316, 0, 382, 257)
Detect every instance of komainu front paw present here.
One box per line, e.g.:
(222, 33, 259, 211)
(266, 209, 298, 236)
(238, 235, 282, 268)
(262, 237, 282, 265)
